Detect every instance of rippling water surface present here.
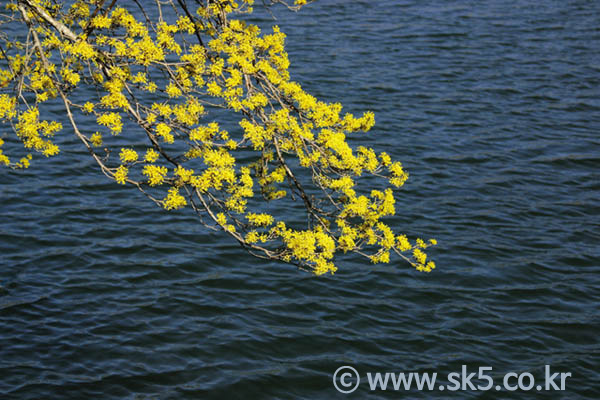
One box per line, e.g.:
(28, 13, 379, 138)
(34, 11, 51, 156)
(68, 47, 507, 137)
(1, 1, 599, 398)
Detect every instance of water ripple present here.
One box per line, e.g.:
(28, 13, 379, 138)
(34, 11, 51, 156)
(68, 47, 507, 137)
(1, 0, 599, 398)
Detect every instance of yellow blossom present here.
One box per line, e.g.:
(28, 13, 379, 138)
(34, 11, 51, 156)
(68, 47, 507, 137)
(90, 132, 102, 146)
(97, 112, 122, 134)
(166, 82, 182, 98)
(119, 148, 138, 163)
(143, 164, 168, 186)
(83, 102, 94, 113)
(163, 187, 187, 210)
(155, 123, 174, 144)
(114, 165, 128, 184)
(144, 148, 159, 163)
(246, 213, 274, 227)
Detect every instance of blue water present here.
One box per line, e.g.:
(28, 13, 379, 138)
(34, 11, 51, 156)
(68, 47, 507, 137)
(1, 1, 599, 398)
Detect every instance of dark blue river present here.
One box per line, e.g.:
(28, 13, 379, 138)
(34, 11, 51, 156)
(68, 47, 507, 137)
(1, 0, 599, 398)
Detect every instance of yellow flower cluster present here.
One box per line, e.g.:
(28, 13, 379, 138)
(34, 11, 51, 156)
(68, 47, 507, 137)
(144, 148, 159, 163)
(90, 132, 102, 147)
(223, 167, 254, 213)
(0, 0, 436, 275)
(277, 225, 337, 275)
(101, 77, 129, 109)
(389, 161, 409, 187)
(97, 112, 122, 134)
(60, 67, 80, 86)
(0, 138, 11, 166)
(114, 165, 128, 184)
(83, 102, 94, 113)
(163, 187, 187, 210)
(155, 123, 174, 144)
(15, 108, 61, 157)
(165, 82, 182, 98)
(119, 148, 138, 163)
(174, 165, 194, 184)
(245, 230, 268, 244)
(0, 95, 16, 119)
(173, 98, 204, 126)
(239, 119, 271, 150)
(189, 122, 220, 143)
(216, 213, 236, 232)
(91, 15, 111, 29)
(246, 213, 274, 227)
(63, 39, 95, 59)
(143, 165, 168, 186)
